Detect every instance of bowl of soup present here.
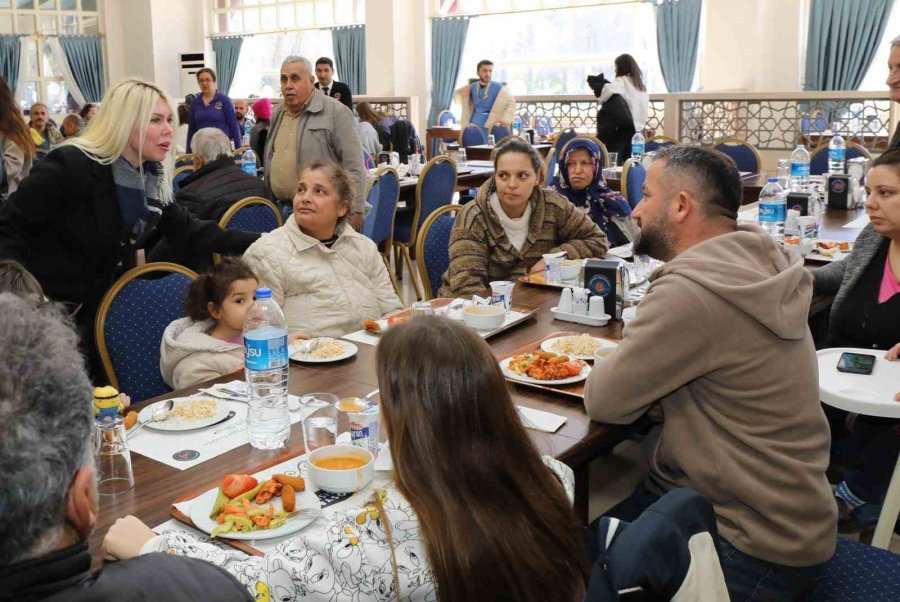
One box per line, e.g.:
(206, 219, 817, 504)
(462, 304, 506, 331)
(307, 444, 375, 494)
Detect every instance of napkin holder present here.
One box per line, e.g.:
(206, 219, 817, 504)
(583, 259, 625, 319)
(786, 191, 812, 216)
(826, 174, 851, 210)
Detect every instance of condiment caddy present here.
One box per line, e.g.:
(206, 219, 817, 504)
(550, 287, 610, 327)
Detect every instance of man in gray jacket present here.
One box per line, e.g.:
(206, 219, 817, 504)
(264, 55, 365, 230)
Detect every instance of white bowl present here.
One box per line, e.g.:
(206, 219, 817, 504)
(462, 304, 506, 331)
(560, 260, 582, 282)
(307, 444, 375, 494)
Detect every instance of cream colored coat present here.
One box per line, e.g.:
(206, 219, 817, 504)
(243, 218, 402, 337)
(453, 81, 516, 130)
(160, 317, 244, 390)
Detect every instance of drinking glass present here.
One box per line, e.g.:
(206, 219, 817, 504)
(94, 418, 134, 496)
(299, 393, 339, 452)
(776, 159, 790, 188)
(607, 152, 619, 168)
(457, 148, 467, 168)
(487, 134, 496, 146)
(411, 301, 435, 317)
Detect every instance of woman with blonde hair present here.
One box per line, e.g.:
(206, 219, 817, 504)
(0, 75, 34, 198)
(0, 78, 259, 380)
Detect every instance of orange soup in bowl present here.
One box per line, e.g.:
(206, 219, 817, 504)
(312, 456, 369, 470)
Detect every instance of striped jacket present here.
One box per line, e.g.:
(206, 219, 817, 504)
(439, 178, 608, 298)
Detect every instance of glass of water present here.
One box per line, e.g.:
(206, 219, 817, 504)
(94, 418, 134, 496)
(487, 134, 496, 145)
(300, 393, 339, 452)
(607, 152, 619, 168)
(457, 148, 467, 168)
(411, 301, 435, 317)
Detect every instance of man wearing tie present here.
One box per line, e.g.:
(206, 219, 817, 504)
(315, 57, 353, 112)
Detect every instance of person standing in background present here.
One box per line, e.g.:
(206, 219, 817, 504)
(249, 98, 271, 168)
(0, 77, 34, 199)
(454, 60, 516, 137)
(233, 98, 254, 138)
(186, 68, 242, 152)
(593, 54, 649, 161)
(175, 104, 190, 153)
(314, 57, 353, 111)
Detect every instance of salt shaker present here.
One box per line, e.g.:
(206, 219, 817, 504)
(558, 288, 574, 313)
(572, 288, 588, 316)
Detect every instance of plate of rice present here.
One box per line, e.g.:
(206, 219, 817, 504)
(540, 334, 618, 360)
(289, 338, 358, 363)
(138, 397, 230, 432)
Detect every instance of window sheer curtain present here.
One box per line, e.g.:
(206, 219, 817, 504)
(804, 0, 893, 91)
(332, 25, 366, 94)
(212, 36, 244, 96)
(656, 0, 701, 93)
(428, 16, 469, 156)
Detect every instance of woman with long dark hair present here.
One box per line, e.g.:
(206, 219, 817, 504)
(589, 53, 649, 161)
(0, 76, 34, 198)
(104, 316, 590, 601)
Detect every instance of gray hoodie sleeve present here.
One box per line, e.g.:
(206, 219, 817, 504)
(811, 259, 846, 295)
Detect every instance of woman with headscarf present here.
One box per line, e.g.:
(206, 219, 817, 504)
(551, 137, 638, 248)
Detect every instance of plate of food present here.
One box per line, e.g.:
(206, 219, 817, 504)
(814, 239, 852, 257)
(138, 397, 230, 432)
(363, 315, 409, 334)
(189, 473, 319, 540)
(289, 338, 358, 363)
(500, 352, 591, 385)
(540, 334, 618, 361)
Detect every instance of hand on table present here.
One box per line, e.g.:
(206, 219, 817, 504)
(885, 343, 900, 361)
(529, 259, 546, 274)
(289, 331, 310, 344)
(348, 212, 364, 232)
(102, 515, 156, 561)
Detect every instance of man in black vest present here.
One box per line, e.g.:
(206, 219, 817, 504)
(888, 35, 900, 149)
(314, 57, 353, 112)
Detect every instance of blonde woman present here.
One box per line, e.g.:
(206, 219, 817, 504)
(0, 78, 260, 380)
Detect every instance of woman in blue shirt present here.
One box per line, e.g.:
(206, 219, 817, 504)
(186, 68, 242, 152)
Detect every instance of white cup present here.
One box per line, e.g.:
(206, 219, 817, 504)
(797, 216, 818, 239)
(589, 296, 606, 318)
(544, 254, 564, 283)
(489, 280, 515, 312)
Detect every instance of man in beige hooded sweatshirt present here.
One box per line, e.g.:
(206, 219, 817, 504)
(584, 146, 836, 600)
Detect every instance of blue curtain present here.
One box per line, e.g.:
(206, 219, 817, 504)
(58, 35, 104, 102)
(0, 35, 22, 93)
(804, 0, 892, 91)
(656, 0, 702, 93)
(428, 17, 469, 156)
(332, 26, 366, 94)
(212, 36, 244, 96)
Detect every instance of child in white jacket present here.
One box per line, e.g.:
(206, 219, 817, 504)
(160, 257, 258, 390)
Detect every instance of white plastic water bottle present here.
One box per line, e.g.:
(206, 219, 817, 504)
(828, 123, 846, 174)
(789, 144, 810, 191)
(241, 148, 257, 176)
(631, 132, 645, 160)
(241, 131, 251, 147)
(758, 177, 786, 242)
(513, 115, 522, 136)
(244, 288, 290, 449)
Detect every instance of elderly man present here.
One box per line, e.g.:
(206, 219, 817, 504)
(177, 127, 266, 222)
(584, 146, 836, 600)
(888, 35, 900, 148)
(28, 103, 63, 148)
(0, 295, 252, 601)
(314, 56, 353, 111)
(453, 59, 516, 136)
(234, 98, 254, 138)
(61, 113, 85, 138)
(263, 55, 365, 229)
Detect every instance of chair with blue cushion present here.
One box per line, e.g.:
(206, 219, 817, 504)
(95, 262, 198, 402)
(809, 141, 871, 176)
(368, 167, 402, 297)
(491, 123, 511, 141)
(175, 153, 193, 168)
(459, 124, 487, 148)
(554, 129, 578, 159)
(173, 165, 194, 192)
(213, 197, 283, 265)
(34, 148, 49, 162)
(544, 147, 557, 186)
(712, 137, 761, 174)
(362, 149, 376, 170)
(645, 135, 679, 152)
(415, 205, 458, 300)
(393, 155, 457, 300)
(802, 538, 900, 600)
(361, 176, 382, 240)
(535, 115, 553, 136)
(621, 158, 646, 209)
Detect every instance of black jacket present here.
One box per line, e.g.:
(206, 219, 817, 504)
(176, 156, 267, 222)
(315, 80, 353, 111)
(0, 542, 252, 602)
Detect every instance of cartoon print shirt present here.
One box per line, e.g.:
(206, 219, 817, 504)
(141, 457, 574, 602)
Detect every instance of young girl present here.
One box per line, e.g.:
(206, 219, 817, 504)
(160, 257, 258, 390)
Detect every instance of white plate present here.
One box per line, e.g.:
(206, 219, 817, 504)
(189, 479, 319, 541)
(540, 336, 618, 360)
(138, 397, 230, 432)
(499, 356, 591, 386)
(289, 339, 358, 363)
(816, 348, 900, 418)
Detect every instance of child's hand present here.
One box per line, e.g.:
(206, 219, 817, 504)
(885, 343, 900, 361)
(289, 331, 310, 344)
(118, 393, 131, 409)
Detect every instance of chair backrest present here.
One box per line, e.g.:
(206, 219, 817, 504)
(415, 204, 457, 300)
(491, 124, 511, 140)
(361, 175, 382, 239)
(175, 153, 193, 168)
(412, 155, 457, 243)
(805, 537, 900, 600)
(173, 165, 194, 192)
(621, 158, 646, 209)
(362, 149, 375, 169)
(534, 115, 553, 136)
(438, 110, 457, 126)
(712, 137, 761, 174)
(34, 148, 49, 162)
(809, 140, 871, 176)
(95, 262, 198, 402)
(645, 135, 679, 152)
(369, 167, 399, 246)
(544, 147, 557, 186)
(460, 124, 487, 147)
(218, 196, 283, 233)
(554, 129, 578, 159)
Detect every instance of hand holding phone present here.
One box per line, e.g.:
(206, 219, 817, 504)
(837, 352, 876, 375)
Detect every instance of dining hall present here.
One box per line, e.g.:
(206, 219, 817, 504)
(0, 0, 899, 600)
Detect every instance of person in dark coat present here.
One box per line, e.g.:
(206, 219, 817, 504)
(0, 294, 253, 602)
(587, 73, 636, 162)
(177, 127, 266, 222)
(0, 78, 259, 382)
(314, 56, 353, 111)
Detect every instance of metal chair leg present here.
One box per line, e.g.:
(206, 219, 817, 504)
(401, 247, 422, 301)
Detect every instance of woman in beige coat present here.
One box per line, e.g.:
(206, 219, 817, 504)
(244, 160, 402, 337)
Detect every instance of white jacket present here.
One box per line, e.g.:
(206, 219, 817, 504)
(453, 81, 517, 130)
(160, 317, 244, 390)
(243, 218, 402, 337)
(598, 75, 649, 133)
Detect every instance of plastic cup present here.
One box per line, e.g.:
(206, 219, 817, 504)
(335, 397, 381, 458)
(489, 280, 515, 312)
(607, 152, 619, 168)
(299, 393, 339, 452)
(411, 301, 435, 317)
(94, 418, 134, 496)
(457, 148, 467, 168)
(544, 254, 564, 283)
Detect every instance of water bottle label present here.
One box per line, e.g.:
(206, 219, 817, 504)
(242, 162, 256, 175)
(245, 334, 288, 371)
(828, 148, 845, 162)
(632, 143, 644, 156)
(759, 203, 785, 223)
(790, 162, 809, 177)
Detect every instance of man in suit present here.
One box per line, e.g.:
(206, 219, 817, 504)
(888, 35, 900, 148)
(314, 57, 353, 111)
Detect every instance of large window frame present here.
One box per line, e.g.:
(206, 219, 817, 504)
(209, 0, 364, 35)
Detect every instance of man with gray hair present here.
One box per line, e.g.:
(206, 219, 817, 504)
(176, 127, 266, 222)
(888, 35, 900, 148)
(264, 55, 366, 229)
(583, 146, 836, 599)
(0, 294, 251, 601)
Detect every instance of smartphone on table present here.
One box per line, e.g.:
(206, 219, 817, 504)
(837, 352, 876, 375)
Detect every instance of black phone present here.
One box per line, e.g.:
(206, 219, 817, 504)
(837, 352, 876, 375)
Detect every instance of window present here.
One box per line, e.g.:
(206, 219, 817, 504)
(451, 2, 663, 97)
(0, 0, 102, 113)
(210, 0, 364, 35)
(229, 30, 333, 97)
(858, 1, 900, 91)
(434, 0, 604, 17)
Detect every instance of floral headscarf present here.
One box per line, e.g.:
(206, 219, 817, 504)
(551, 138, 633, 247)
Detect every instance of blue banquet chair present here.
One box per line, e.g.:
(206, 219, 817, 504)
(712, 137, 761, 174)
(415, 205, 458, 300)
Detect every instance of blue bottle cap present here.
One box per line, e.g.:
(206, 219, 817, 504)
(255, 287, 272, 299)
(768, 177, 777, 183)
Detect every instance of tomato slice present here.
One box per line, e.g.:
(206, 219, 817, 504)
(221, 474, 259, 499)
(564, 360, 584, 377)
